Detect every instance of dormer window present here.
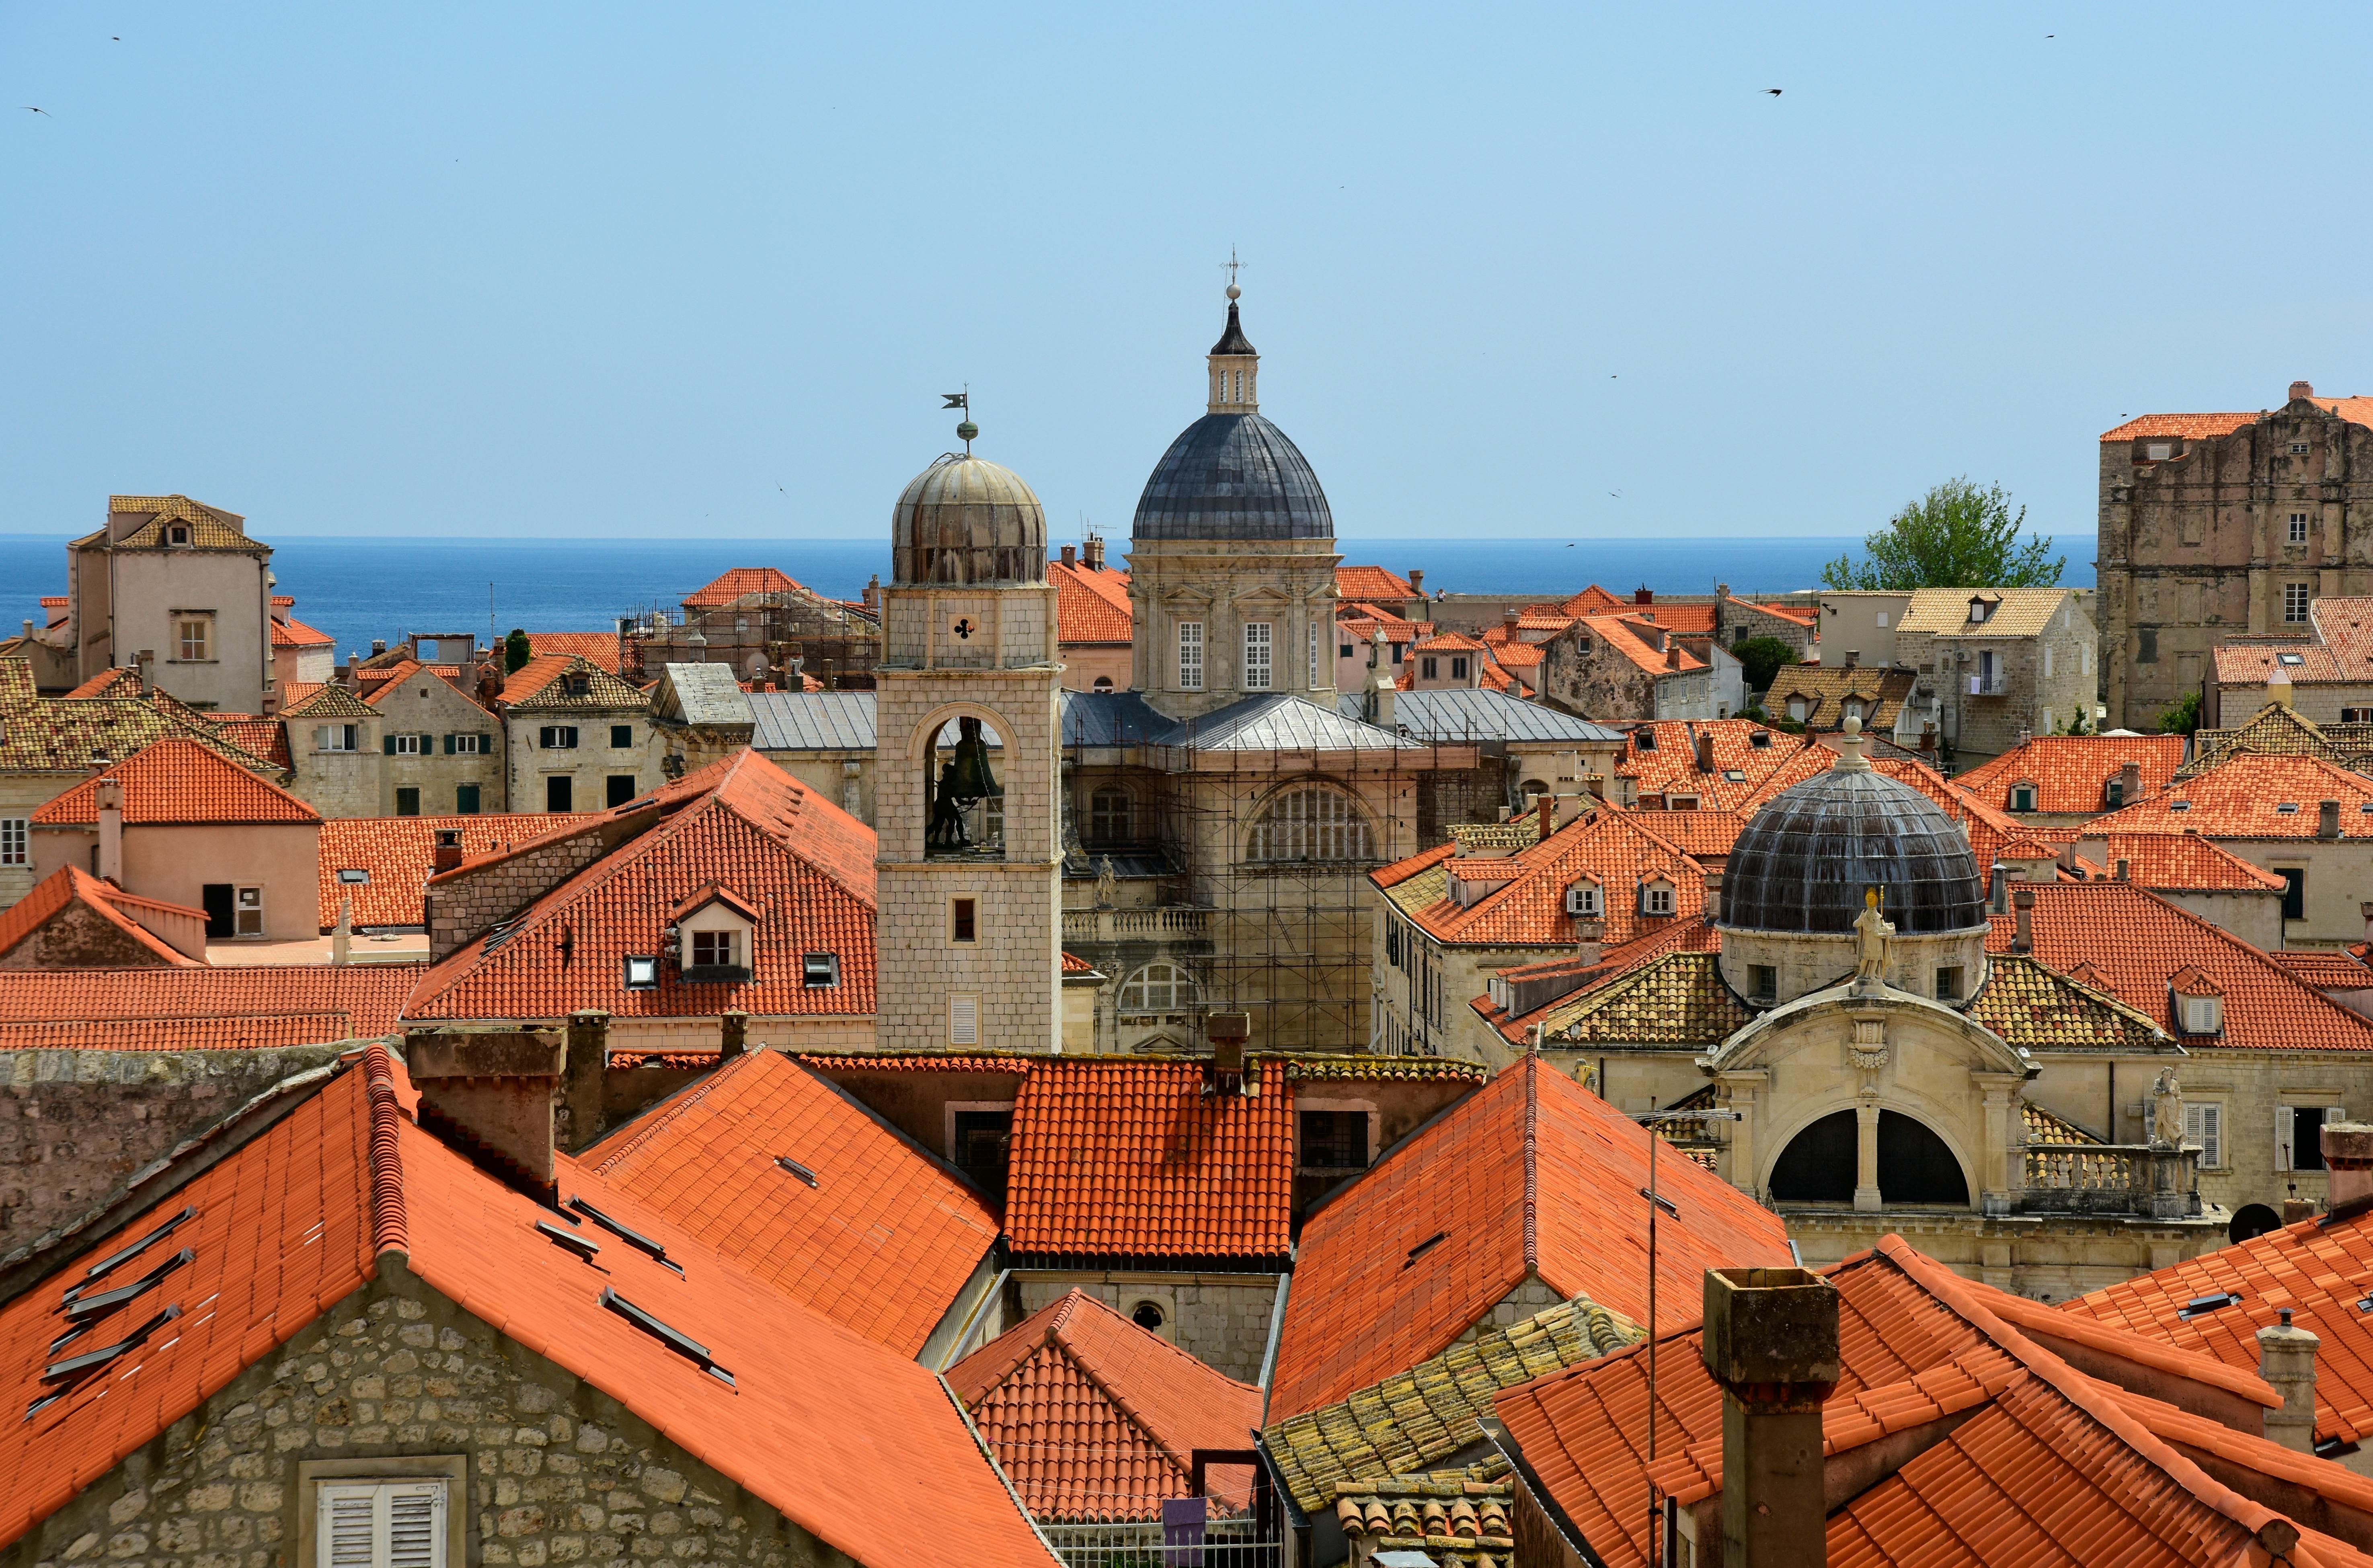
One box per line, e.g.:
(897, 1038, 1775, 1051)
(2180, 994, 2223, 1034)
(1635, 731, 1658, 752)
(1638, 877, 1676, 917)
(563, 673, 591, 697)
(2010, 784, 2037, 812)
(1749, 731, 1772, 749)
(672, 885, 758, 983)
(2144, 442, 2174, 461)
(1564, 879, 1603, 917)
(2170, 967, 2223, 1036)
(167, 525, 189, 546)
(802, 952, 840, 987)
(1967, 597, 1993, 625)
(1786, 697, 1807, 722)
(1841, 698, 1863, 723)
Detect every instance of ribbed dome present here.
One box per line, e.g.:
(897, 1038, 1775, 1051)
(1131, 413, 1334, 542)
(891, 455, 1047, 586)
(1722, 767, 1987, 934)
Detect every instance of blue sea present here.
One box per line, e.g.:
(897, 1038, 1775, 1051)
(0, 534, 2090, 662)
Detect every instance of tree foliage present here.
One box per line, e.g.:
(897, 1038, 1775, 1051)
(2156, 689, 2201, 737)
(504, 627, 532, 674)
(1821, 478, 2064, 591)
(1730, 635, 1799, 692)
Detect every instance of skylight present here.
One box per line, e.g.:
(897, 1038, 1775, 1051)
(568, 1197, 682, 1275)
(600, 1289, 735, 1387)
(2170, 801, 2192, 812)
(337, 868, 369, 884)
(774, 1156, 819, 1188)
(2277, 803, 2301, 814)
(75, 1207, 193, 1288)
(34, 1303, 182, 1414)
(2279, 653, 2306, 666)
(1403, 1231, 1449, 1268)
(60, 1248, 192, 1323)
(2177, 1290, 2244, 1321)
(536, 1220, 600, 1261)
(1723, 769, 1746, 782)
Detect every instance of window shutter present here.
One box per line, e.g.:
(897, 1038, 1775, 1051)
(2277, 1106, 2294, 1172)
(480, 732, 493, 753)
(442, 733, 454, 755)
(949, 994, 979, 1047)
(317, 1480, 446, 1568)
(382, 733, 396, 755)
(2185, 1104, 2222, 1169)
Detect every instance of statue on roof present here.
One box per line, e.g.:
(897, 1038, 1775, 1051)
(2151, 1066, 2184, 1150)
(1852, 886, 1894, 993)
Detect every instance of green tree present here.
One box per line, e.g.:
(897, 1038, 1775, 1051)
(504, 627, 532, 673)
(1729, 635, 1799, 692)
(2156, 689, 2201, 737)
(1821, 478, 2064, 591)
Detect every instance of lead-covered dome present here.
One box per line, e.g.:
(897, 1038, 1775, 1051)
(1132, 413, 1334, 541)
(1722, 767, 1986, 934)
(892, 454, 1046, 586)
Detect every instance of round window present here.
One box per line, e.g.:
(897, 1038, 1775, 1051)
(1130, 1301, 1166, 1332)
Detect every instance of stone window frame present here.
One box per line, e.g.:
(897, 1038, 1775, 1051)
(291, 1455, 469, 1568)
(1295, 1096, 1378, 1174)
(2284, 583, 2313, 624)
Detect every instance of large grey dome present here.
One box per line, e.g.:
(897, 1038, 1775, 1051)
(1131, 413, 1334, 542)
(1722, 767, 1986, 934)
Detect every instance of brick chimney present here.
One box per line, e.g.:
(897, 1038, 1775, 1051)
(1634, 585, 1654, 607)
(1059, 544, 1076, 569)
(1205, 1012, 1250, 1095)
(2012, 887, 2035, 954)
(1538, 792, 1557, 844)
(96, 774, 123, 885)
(2320, 799, 2341, 839)
(2291, 380, 2316, 403)
(1703, 1267, 1840, 1567)
(1694, 731, 1715, 773)
(405, 1027, 568, 1193)
(2257, 1309, 2320, 1453)
(431, 827, 465, 874)
(2120, 759, 2142, 806)
(1919, 721, 1937, 754)
(1504, 607, 1520, 639)
(343, 652, 361, 689)
(1082, 535, 1104, 571)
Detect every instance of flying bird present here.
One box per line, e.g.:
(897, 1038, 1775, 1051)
(23, 106, 49, 115)
(1765, 88, 1782, 96)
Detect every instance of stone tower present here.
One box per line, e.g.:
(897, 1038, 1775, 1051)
(873, 430, 1064, 1053)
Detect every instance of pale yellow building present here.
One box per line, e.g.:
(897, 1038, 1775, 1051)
(68, 495, 277, 714)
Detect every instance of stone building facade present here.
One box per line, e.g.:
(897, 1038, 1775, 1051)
(2099, 382, 2373, 732)
(497, 657, 659, 815)
(1891, 588, 2099, 761)
(67, 495, 276, 715)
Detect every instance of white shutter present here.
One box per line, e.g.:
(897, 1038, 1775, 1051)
(318, 1481, 446, 1568)
(2185, 1103, 2222, 1169)
(949, 993, 979, 1047)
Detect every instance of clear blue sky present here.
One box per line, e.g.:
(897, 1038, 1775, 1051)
(4, 4, 2367, 546)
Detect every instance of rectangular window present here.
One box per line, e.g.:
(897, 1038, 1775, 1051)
(802, 952, 839, 987)
(2278, 866, 2306, 922)
(2010, 785, 2036, 812)
(315, 1478, 448, 1568)
(2043, 646, 2054, 677)
(622, 954, 658, 990)
(394, 787, 420, 817)
(2277, 1106, 2342, 1172)
(234, 885, 263, 937)
(2344, 708, 2373, 724)
(1298, 1110, 1369, 1171)
(451, 733, 485, 755)
(948, 993, 980, 1047)
(2185, 1103, 2224, 1169)
(546, 776, 573, 812)
(391, 733, 423, 756)
(690, 930, 738, 968)
(1421, 657, 1439, 680)
(1935, 966, 1963, 1002)
(175, 616, 212, 662)
(2285, 583, 2312, 623)
(2290, 512, 2311, 543)
(1339, 642, 1354, 659)
(606, 775, 636, 808)
(610, 724, 634, 749)
(539, 726, 579, 749)
(1244, 622, 1273, 690)
(1641, 884, 1675, 916)
(952, 897, 977, 943)
(1178, 621, 1204, 690)
(2138, 628, 2158, 663)
(952, 1107, 1010, 1194)
(1451, 657, 1470, 680)
(0, 818, 22, 866)
(1309, 624, 1320, 688)
(315, 724, 357, 753)
(454, 784, 480, 815)
(1749, 965, 1777, 1002)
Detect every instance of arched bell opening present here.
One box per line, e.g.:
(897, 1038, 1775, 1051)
(923, 715, 1006, 860)
(1769, 1108, 1970, 1208)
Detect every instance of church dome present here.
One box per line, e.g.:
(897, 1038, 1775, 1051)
(891, 454, 1047, 587)
(1131, 413, 1334, 542)
(1722, 765, 1986, 935)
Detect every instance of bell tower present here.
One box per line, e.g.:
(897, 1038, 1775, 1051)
(874, 414, 1065, 1054)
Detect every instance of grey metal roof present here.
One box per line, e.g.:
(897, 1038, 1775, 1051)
(1332, 688, 1622, 745)
(1131, 413, 1333, 542)
(1062, 690, 1423, 751)
(660, 663, 754, 727)
(750, 691, 877, 751)
(1061, 690, 1174, 747)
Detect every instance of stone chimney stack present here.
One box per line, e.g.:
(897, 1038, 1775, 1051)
(1574, 916, 1605, 965)
(1408, 569, 1425, 598)
(134, 649, 154, 696)
(2257, 1309, 2321, 1453)
(2323, 1121, 2373, 1209)
(2292, 380, 2317, 403)
(1666, 642, 1681, 671)
(1504, 607, 1520, 639)
(1989, 863, 2009, 914)
(2012, 887, 2035, 954)
(1702, 870, 1722, 923)
(431, 827, 465, 874)
(1059, 544, 1076, 569)
(343, 652, 361, 689)
(1695, 731, 1715, 773)
(2116, 858, 2131, 882)
(2320, 799, 2342, 840)
(1703, 1267, 1840, 1568)
(2120, 759, 2142, 805)
(404, 1027, 568, 1194)
(1843, 648, 1858, 670)
(96, 774, 123, 885)
(1205, 1012, 1250, 1095)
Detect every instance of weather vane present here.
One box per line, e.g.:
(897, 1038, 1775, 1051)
(941, 386, 975, 454)
(1222, 246, 1242, 300)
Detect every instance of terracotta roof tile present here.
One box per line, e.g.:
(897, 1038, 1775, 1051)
(2091, 751, 2373, 839)
(1983, 883, 2373, 1052)
(1895, 587, 2074, 638)
(523, 631, 626, 671)
(2217, 643, 2360, 685)
(1002, 1059, 1293, 1263)
(2268, 949, 2373, 989)
(2064, 832, 2287, 893)
(1049, 558, 1133, 644)
(1268, 1056, 1791, 1418)
(682, 567, 807, 607)
(211, 718, 291, 769)
(0, 1013, 382, 1051)
(1628, 602, 1714, 636)
(403, 752, 877, 1022)
(2182, 703, 2373, 777)
(1560, 586, 1630, 617)
(0, 866, 200, 969)
(0, 964, 417, 1044)
(1336, 566, 1418, 602)
(501, 652, 646, 710)
(267, 614, 333, 648)
(1372, 806, 1706, 949)
(948, 1289, 1264, 1522)
(580, 1050, 998, 1356)
(32, 737, 320, 826)
(2102, 397, 2373, 442)
(1566, 614, 1706, 676)
(1957, 734, 2190, 815)
(1965, 954, 2171, 1052)
(1620, 808, 1744, 858)
(318, 813, 603, 929)
(281, 681, 376, 719)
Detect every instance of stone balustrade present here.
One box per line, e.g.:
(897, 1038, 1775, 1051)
(2017, 1142, 2202, 1219)
(1060, 907, 1215, 940)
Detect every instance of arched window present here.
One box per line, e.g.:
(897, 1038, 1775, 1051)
(1769, 1110, 1968, 1207)
(1248, 785, 1372, 862)
(1089, 786, 1133, 844)
(1092, 675, 1114, 691)
(924, 715, 1004, 860)
(1120, 962, 1194, 1014)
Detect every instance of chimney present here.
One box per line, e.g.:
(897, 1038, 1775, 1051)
(96, 774, 123, 885)
(2120, 759, 2142, 806)
(1060, 544, 1077, 569)
(2270, 667, 2295, 708)
(332, 893, 352, 966)
(1666, 642, 1681, 670)
(2291, 380, 2316, 403)
(405, 1027, 568, 1193)
(2012, 887, 2035, 954)
(1574, 916, 1605, 965)
(1634, 585, 1654, 607)
(1504, 607, 1520, 638)
(1989, 863, 2009, 913)
(134, 649, 154, 695)
(1694, 731, 1715, 773)
(371, 638, 387, 658)
(1702, 870, 1722, 923)
(1205, 1012, 1250, 1095)
(431, 827, 465, 873)
(1919, 721, 1937, 754)
(863, 573, 882, 612)
(1843, 648, 1858, 670)
(2257, 1309, 2321, 1453)
(2116, 857, 2131, 882)
(1083, 535, 1104, 570)
(719, 1009, 749, 1059)
(559, 1011, 610, 1151)
(2320, 799, 2341, 839)
(2324, 1121, 2373, 1209)
(18, 620, 29, 640)
(1408, 569, 1425, 597)
(343, 652, 361, 688)
(1538, 792, 1557, 843)
(2016, 725, 2032, 750)
(1703, 1267, 1840, 1568)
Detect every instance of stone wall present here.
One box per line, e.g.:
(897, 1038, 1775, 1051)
(1013, 1270, 1281, 1385)
(0, 1044, 358, 1253)
(1417, 757, 1510, 848)
(426, 828, 612, 962)
(0, 900, 181, 970)
(287, 718, 385, 821)
(0, 1266, 858, 1568)
(378, 672, 508, 817)
(1537, 626, 1657, 723)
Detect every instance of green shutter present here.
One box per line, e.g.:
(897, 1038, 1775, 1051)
(382, 733, 396, 755)
(480, 732, 493, 754)
(442, 733, 454, 755)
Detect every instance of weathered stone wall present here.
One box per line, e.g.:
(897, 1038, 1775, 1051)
(1417, 757, 1510, 848)
(0, 901, 180, 970)
(1538, 627, 1657, 723)
(378, 672, 508, 817)
(426, 830, 611, 962)
(287, 717, 385, 821)
(0, 1266, 860, 1568)
(1014, 1270, 1281, 1384)
(0, 1044, 360, 1254)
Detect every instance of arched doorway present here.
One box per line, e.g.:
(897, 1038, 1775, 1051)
(1769, 1109, 1969, 1207)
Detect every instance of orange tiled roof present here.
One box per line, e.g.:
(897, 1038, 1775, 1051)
(1049, 557, 1133, 644)
(2089, 751, 2373, 839)
(1336, 566, 1418, 603)
(501, 651, 645, 709)
(0, 1047, 1058, 1564)
(1003, 1059, 1293, 1264)
(211, 717, 291, 769)
(523, 631, 626, 671)
(2064, 832, 2287, 893)
(318, 813, 603, 929)
(2103, 396, 2373, 442)
(403, 751, 876, 1022)
(0, 1013, 383, 1051)
(579, 1049, 999, 1357)
(1616, 719, 1813, 809)
(62, 669, 136, 700)
(1729, 594, 1817, 627)
(1566, 614, 1706, 677)
(267, 614, 333, 648)
(1061, 949, 1096, 975)
(1412, 630, 1486, 653)
(0, 964, 417, 1043)
(1984, 883, 2373, 1051)
(278, 679, 324, 710)
(1956, 734, 2190, 815)
(31, 736, 320, 826)
(2268, 949, 2373, 989)
(1560, 586, 1629, 617)
(1622, 808, 1745, 858)
(1373, 807, 1706, 949)
(949, 1289, 1265, 1523)
(2216, 644, 2361, 686)
(683, 566, 807, 607)
(1627, 602, 1714, 636)
(1268, 1055, 1790, 1418)
(0, 865, 200, 968)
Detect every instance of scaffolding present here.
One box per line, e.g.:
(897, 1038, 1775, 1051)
(616, 589, 883, 690)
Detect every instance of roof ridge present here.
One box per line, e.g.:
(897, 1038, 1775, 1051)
(363, 1046, 408, 1268)
(1521, 1054, 1540, 1275)
(586, 1049, 760, 1173)
(1043, 1318, 1196, 1482)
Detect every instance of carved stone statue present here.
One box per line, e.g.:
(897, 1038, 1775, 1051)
(1852, 887, 1895, 991)
(1094, 856, 1119, 909)
(2151, 1066, 2184, 1149)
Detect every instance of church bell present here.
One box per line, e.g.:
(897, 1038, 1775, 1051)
(943, 715, 1003, 803)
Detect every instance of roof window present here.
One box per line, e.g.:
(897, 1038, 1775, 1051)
(73, 1207, 193, 1289)
(2144, 442, 2174, 461)
(35, 1304, 181, 1413)
(802, 952, 840, 988)
(2279, 652, 2306, 666)
(1634, 732, 1657, 752)
(1723, 769, 1746, 782)
(568, 1197, 682, 1275)
(2277, 803, 2301, 814)
(599, 1289, 735, 1387)
(774, 1155, 820, 1188)
(622, 954, 659, 990)
(2169, 801, 2192, 813)
(59, 1247, 192, 1324)
(1403, 1231, 1449, 1268)
(536, 1220, 600, 1261)
(1749, 731, 1772, 749)
(2177, 1290, 2244, 1321)
(1968, 597, 1993, 625)
(337, 868, 369, 885)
